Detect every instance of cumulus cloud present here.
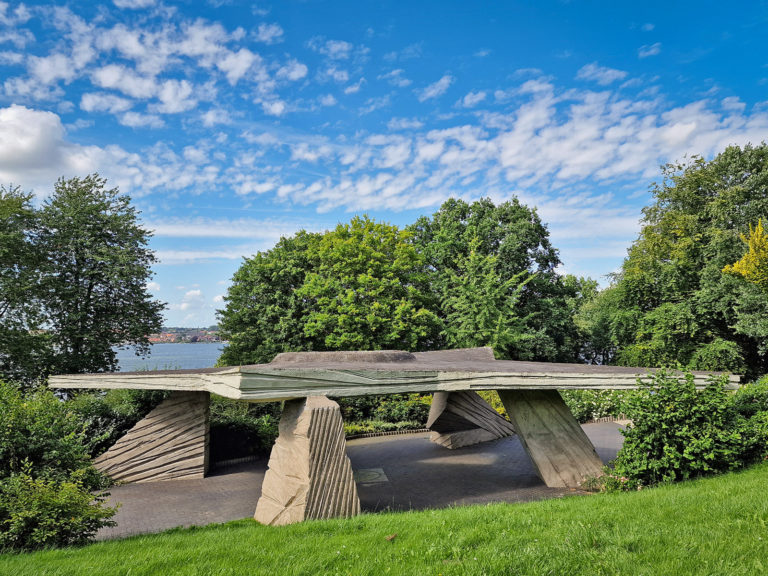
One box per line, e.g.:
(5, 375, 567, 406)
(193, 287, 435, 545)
(254, 23, 283, 44)
(576, 63, 628, 85)
(276, 59, 308, 81)
(418, 74, 454, 101)
(216, 48, 257, 84)
(80, 92, 133, 113)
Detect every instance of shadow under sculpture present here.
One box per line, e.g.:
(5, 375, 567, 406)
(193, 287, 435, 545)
(254, 396, 360, 526)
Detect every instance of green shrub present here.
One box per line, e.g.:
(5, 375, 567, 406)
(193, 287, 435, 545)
(67, 389, 169, 458)
(732, 378, 768, 418)
(343, 420, 423, 437)
(613, 371, 751, 488)
(0, 382, 116, 550)
(372, 394, 431, 423)
(560, 390, 631, 423)
(0, 467, 116, 552)
(208, 397, 281, 460)
(0, 382, 104, 489)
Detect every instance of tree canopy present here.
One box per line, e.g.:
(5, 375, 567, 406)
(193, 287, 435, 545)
(218, 198, 587, 365)
(581, 144, 768, 378)
(409, 198, 585, 361)
(724, 219, 768, 293)
(0, 175, 165, 385)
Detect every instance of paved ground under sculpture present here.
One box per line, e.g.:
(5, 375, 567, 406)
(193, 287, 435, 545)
(50, 347, 737, 526)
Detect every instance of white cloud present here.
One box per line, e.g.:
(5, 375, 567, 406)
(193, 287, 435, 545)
(638, 42, 662, 59)
(120, 111, 164, 128)
(418, 74, 454, 101)
(641, 23, 655, 32)
(344, 78, 365, 94)
(0, 50, 24, 66)
(113, 0, 156, 8)
(148, 217, 313, 241)
(0, 28, 34, 49)
(319, 94, 337, 106)
(80, 92, 133, 114)
(322, 66, 349, 83)
(309, 38, 353, 60)
(154, 79, 197, 113)
(254, 23, 283, 44)
(201, 108, 231, 126)
(378, 69, 411, 87)
(91, 64, 157, 98)
(261, 99, 286, 116)
(217, 48, 257, 85)
(276, 59, 308, 81)
(460, 91, 487, 108)
(576, 63, 628, 85)
(383, 43, 422, 62)
(387, 117, 424, 130)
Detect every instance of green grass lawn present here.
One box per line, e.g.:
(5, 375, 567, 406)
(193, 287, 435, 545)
(2, 462, 767, 576)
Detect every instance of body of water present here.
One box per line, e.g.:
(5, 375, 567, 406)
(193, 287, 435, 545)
(115, 342, 225, 372)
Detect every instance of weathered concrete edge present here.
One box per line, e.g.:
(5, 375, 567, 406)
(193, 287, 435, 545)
(49, 367, 739, 402)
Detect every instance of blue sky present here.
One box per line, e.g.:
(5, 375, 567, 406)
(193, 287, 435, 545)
(1, 0, 767, 327)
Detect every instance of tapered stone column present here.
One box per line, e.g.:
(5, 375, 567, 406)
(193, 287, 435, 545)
(427, 391, 515, 449)
(255, 396, 360, 526)
(93, 391, 210, 483)
(498, 390, 603, 488)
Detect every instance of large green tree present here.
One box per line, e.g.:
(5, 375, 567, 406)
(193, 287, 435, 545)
(0, 186, 49, 386)
(34, 174, 165, 376)
(409, 198, 583, 361)
(217, 217, 442, 365)
(299, 216, 441, 351)
(583, 144, 768, 378)
(217, 230, 322, 365)
(218, 198, 587, 365)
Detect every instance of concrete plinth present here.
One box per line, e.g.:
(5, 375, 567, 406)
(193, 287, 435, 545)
(93, 391, 210, 483)
(254, 396, 360, 526)
(427, 391, 516, 449)
(498, 389, 603, 487)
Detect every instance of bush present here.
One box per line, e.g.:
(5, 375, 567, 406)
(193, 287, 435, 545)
(0, 467, 116, 552)
(732, 378, 768, 418)
(560, 390, 630, 423)
(343, 420, 424, 437)
(208, 397, 280, 461)
(612, 371, 752, 488)
(0, 382, 103, 489)
(372, 394, 431, 423)
(0, 381, 116, 551)
(67, 389, 169, 458)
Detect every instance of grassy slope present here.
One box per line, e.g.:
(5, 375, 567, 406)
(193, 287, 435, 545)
(2, 462, 767, 576)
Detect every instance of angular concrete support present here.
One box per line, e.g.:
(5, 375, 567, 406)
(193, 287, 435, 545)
(255, 396, 360, 526)
(93, 391, 210, 483)
(427, 391, 515, 449)
(497, 389, 603, 488)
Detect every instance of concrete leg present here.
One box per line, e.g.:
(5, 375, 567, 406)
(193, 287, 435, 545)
(93, 391, 210, 483)
(497, 390, 603, 488)
(255, 396, 360, 526)
(427, 391, 515, 449)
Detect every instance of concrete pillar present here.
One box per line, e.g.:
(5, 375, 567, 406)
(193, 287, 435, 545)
(497, 389, 603, 487)
(427, 391, 515, 449)
(255, 396, 360, 526)
(93, 391, 210, 483)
